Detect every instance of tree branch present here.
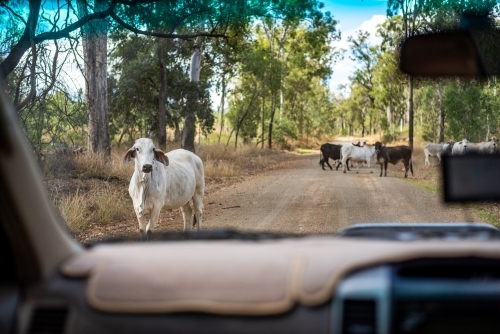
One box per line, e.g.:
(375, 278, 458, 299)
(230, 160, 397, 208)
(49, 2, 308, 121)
(0, 0, 41, 82)
(0, 1, 114, 82)
(110, 11, 227, 40)
(16, 41, 37, 112)
(34, 5, 115, 43)
(0, 3, 27, 25)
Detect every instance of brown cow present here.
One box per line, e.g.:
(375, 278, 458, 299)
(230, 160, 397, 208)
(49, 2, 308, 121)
(374, 142, 413, 178)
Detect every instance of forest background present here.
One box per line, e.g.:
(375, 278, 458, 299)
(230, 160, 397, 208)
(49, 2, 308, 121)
(1, 0, 499, 159)
(2, 0, 500, 238)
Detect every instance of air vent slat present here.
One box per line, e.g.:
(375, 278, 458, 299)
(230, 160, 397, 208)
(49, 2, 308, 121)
(28, 307, 68, 334)
(342, 299, 377, 334)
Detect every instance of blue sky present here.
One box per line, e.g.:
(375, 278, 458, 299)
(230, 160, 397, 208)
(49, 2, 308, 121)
(323, 0, 387, 31)
(322, 0, 388, 92)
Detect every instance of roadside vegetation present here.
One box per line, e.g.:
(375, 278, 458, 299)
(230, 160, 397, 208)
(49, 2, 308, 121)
(404, 146, 500, 228)
(42, 142, 296, 241)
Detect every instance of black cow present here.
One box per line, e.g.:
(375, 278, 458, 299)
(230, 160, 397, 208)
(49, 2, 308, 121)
(374, 142, 413, 178)
(319, 143, 350, 171)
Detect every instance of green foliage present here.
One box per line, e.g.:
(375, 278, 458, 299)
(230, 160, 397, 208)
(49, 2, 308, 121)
(18, 90, 87, 159)
(108, 34, 214, 144)
(443, 79, 499, 142)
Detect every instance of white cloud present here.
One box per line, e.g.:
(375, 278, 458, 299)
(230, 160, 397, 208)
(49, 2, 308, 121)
(329, 14, 386, 92)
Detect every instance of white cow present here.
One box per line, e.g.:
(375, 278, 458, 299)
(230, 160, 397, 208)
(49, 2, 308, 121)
(124, 138, 205, 240)
(466, 142, 480, 153)
(341, 144, 376, 174)
(424, 140, 454, 166)
(451, 139, 469, 155)
(478, 138, 498, 154)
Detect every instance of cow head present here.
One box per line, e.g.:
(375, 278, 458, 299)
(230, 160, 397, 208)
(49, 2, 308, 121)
(374, 142, 383, 154)
(123, 138, 169, 173)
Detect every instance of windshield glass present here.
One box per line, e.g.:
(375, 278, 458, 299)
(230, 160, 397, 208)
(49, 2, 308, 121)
(2, 0, 500, 244)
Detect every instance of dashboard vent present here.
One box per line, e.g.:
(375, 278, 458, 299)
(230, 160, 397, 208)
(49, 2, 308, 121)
(342, 299, 377, 334)
(27, 307, 68, 334)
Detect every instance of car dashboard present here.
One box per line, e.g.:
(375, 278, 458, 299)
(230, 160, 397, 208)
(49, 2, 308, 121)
(6, 223, 500, 334)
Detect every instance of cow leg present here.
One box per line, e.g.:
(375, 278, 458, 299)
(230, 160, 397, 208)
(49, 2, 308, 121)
(342, 157, 348, 173)
(325, 158, 333, 170)
(335, 160, 341, 171)
(181, 202, 193, 232)
(145, 207, 161, 241)
(379, 160, 383, 177)
(320, 158, 326, 170)
(404, 163, 409, 178)
(192, 193, 204, 230)
(346, 159, 351, 171)
(436, 153, 441, 166)
(384, 161, 388, 177)
(137, 215, 149, 241)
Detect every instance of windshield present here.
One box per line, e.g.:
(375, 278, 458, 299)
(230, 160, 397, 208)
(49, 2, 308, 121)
(1, 0, 499, 244)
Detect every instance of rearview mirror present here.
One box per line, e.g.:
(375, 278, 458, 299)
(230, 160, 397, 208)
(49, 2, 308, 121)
(400, 29, 500, 76)
(400, 32, 485, 76)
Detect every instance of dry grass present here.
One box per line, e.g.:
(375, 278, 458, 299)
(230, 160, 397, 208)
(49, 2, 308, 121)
(44, 143, 294, 235)
(56, 187, 132, 232)
(71, 151, 133, 181)
(197, 144, 280, 179)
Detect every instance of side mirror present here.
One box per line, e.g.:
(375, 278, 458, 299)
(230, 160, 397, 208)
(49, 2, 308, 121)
(442, 154, 500, 202)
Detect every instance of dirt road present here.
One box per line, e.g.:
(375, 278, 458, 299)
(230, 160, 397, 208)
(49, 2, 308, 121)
(202, 154, 479, 234)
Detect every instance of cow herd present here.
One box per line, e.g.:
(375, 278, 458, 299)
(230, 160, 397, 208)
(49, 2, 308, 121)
(319, 136, 499, 178)
(319, 140, 413, 178)
(424, 137, 498, 166)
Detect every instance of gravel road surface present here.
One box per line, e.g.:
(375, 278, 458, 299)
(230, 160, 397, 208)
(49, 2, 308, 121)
(203, 154, 479, 234)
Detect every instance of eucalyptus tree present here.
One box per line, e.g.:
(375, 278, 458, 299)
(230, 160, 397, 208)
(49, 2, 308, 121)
(108, 34, 213, 147)
(386, 0, 500, 148)
(373, 16, 406, 138)
(347, 30, 379, 137)
(0, 0, 331, 157)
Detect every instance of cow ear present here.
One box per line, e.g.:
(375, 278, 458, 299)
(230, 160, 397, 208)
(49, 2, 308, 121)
(154, 148, 169, 166)
(458, 141, 462, 144)
(123, 147, 136, 164)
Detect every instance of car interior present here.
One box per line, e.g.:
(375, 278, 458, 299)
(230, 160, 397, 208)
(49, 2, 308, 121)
(2, 9, 500, 334)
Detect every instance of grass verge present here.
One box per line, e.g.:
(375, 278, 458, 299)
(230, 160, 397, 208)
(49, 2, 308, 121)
(406, 173, 500, 227)
(406, 178, 439, 194)
(43, 143, 294, 235)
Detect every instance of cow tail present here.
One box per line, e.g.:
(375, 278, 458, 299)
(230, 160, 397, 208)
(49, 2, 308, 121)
(193, 214, 197, 227)
(319, 151, 322, 165)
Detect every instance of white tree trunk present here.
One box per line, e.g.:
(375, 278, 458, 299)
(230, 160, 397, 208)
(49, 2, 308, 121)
(181, 48, 201, 152)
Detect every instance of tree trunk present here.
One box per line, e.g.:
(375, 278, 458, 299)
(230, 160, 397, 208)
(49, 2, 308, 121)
(361, 107, 366, 138)
(408, 75, 414, 150)
(261, 96, 265, 149)
(218, 72, 226, 144)
(77, 0, 110, 158)
(438, 81, 445, 143)
(157, 38, 167, 150)
(174, 121, 181, 142)
(181, 48, 201, 153)
(267, 92, 276, 150)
